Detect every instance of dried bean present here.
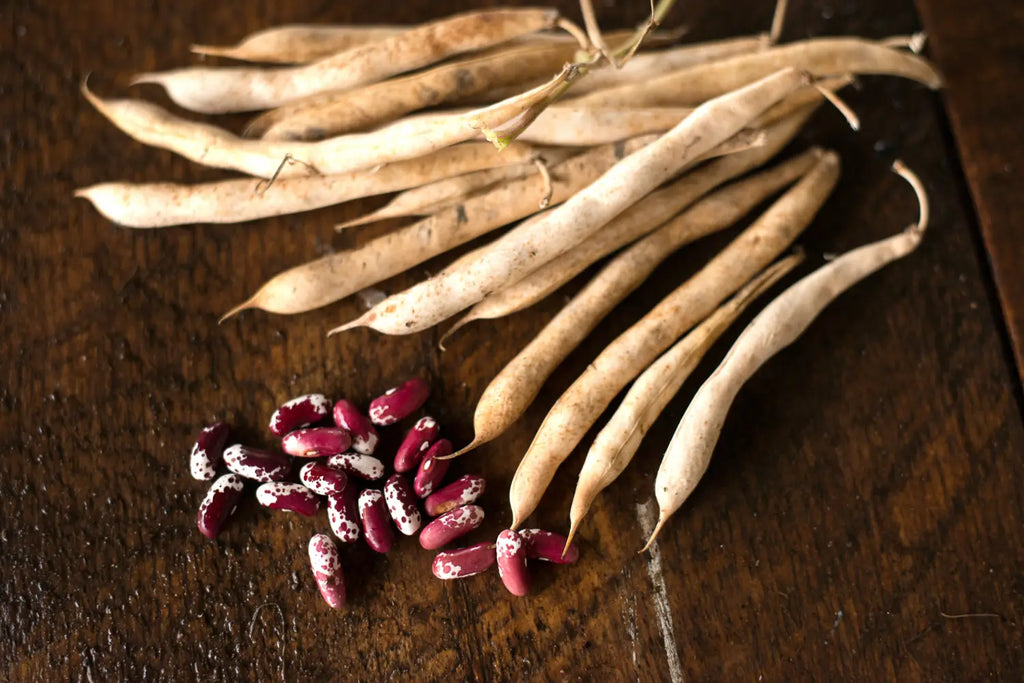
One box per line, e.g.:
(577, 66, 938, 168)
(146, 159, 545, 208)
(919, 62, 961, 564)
(281, 426, 352, 458)
(432, 543, 496, 579)
(424, 474, 485, 516)
(368, 378, 430, 426)
(196, 473, 244, 539)
(332, 399, 379, 455)
(496, 529, 530, 596)
(393, 416, 440, 472)
(327, 488, 360, 544)
(269, 393, 331, 436)
(384, 474, 422, 536)
(358, 489, 395, 554)
(520, 529, 579, 564)
(299, 461, 349, 497)
(256, 482, 320, 516)
(308, 533, 346, 609)
(413, 439, 452, 498)
(189, 420, 230, 481)
(326, 452, 385, 481)
(419, 505, 484, 550)
(223, 444, 292, 482)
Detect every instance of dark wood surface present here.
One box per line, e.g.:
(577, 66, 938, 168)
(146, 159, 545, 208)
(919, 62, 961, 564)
(3, 1, 1022, 680)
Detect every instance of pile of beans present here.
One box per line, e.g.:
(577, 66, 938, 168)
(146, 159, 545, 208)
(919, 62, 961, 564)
(189, 376, 578, 607)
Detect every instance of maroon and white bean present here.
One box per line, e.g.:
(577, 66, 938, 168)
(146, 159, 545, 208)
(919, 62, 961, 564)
(519, 528, 579, 564)
(308, 533, 346, 609)
(269, 393, 331, 436)
(327, 487, 361, 544)
(496, 529, 530, 597)
(256, 482, 321, 516)
(393, 416, 440, 473)
(281, 426, 352, 458)
(196, 473, 245, 539)
(424, 474, 486, 516)
(413, 438, 452, 498)
(299, 461, 349, 497)
(326, 452, 385, 481)
(432, 543, 496, 580)
(368, 378, 430, 426)
(332, 399, 380, 455)
(383, 474, 422, 536)
(358, 489, 395, 554)
(418, 504, 484, 550)
(189, 420, 230, 481)
(223, 443, 292, 482)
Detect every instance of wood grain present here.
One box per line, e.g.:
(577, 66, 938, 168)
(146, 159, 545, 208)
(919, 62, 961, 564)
(2, 0, 1022, 680)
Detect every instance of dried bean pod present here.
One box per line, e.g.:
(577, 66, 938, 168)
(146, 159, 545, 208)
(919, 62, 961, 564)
(497, 529, 530, 596)
(358, 489, 395, 553)
(368, 378, 430, 426)
(393, 416, 440, 473)
(326, 452, 386, 480)
(256, 482, 321, 516)
(384, 474, 422, 535)
(299, 461, 349, 496)
(189, 421, 230, 481)
(424, 474, 485, 516)
(413, 439, 452, 498)
(432, 542, 496, 579)
(269, 393, 331, 436)
(327, 487, 360, 544)
(223, 444, 292, 482)
(520, 528, 579, 564)
(332, 399, 380, 454)
(196, 473, 244, 539)
(282, 426, 352, 458)
(308, 533, 346, 609)
(419, 504, 484, 550)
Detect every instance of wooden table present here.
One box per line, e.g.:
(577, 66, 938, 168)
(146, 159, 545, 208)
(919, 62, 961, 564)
(4, 0, 1022, 679)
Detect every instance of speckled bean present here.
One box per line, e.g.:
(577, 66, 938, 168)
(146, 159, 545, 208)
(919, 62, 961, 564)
(196, 473, 245, 539)
(256, 482, 321, 516)
(308, 533, 346, 609)
(269, 393, 331, 436)
(282, 426, 352, 458)
(299, 461, 349, 496)
(497, 529, 530, 596)
(393, 416, 440, 473)
(327, 487, 360, 544)
(368, 378, 430, 426)
(432, 542, 496, 579)
(332, 399, 380, 454)
(326, 452, 386, 480)
(418, 504, 484, 550)
(358, 489, 394, 553)
(519, 528, 579, 564)
(413, 438, 451, 498)
(384, 474, 422, 535)
(424, 474, 486, 516)
(223, 443, 292, 482)
(189, 420, 230, 481)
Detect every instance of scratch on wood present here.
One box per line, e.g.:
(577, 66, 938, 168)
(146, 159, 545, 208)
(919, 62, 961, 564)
(637, 499, 684, 683)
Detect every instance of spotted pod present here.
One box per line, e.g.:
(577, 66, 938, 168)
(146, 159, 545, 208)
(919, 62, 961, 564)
(256, 482, 321, 516)
(497, 529, 530, 596)
(299, 461, 349, 497)
(519, 528, 579, 564)
(269, 393, 331, 436)
(189, 420, 230, 481)
(368, 378, 430, 426)
(308, 534, 346, 609)
(223, 443, 292, 482)
(281, 426, 352, 458)
(413, 439, 452, 498)
(383, 474, 422, 536)
(332, 399, 380, 455)
(196, 473, 244, 539)
(424, 474, 485, 516)
(326, 452, 386, 481)
(327, 487, 360, 544)
(419, 504, 484, 550)
(393, 416, 440, 473)
(358, 489, 394, 554)
(432, 542, 496, 579)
